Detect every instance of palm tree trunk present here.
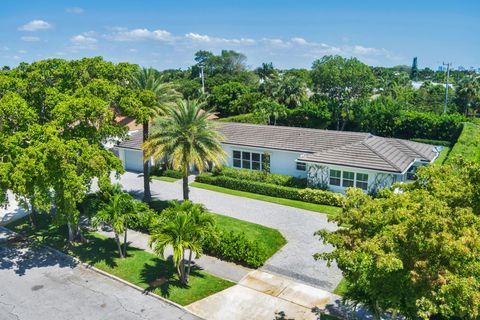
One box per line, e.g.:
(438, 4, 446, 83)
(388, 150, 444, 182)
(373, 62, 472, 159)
(182, 163, 189, 200)
(142, 121, 151, 203)
(186, 249, 193, 283)
(180, 249, 187, 284)
(114, 232, 124, 258)
(123, 226, 128, 257)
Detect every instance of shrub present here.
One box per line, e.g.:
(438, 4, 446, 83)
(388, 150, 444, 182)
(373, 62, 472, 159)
(218, 113, 268, 124)
(445, 122, 480, 164)
(203, 230, 267, 268)
(163, 169, 183, 179)
(213, 166, 307, 188)
(195, 174, 343, 207)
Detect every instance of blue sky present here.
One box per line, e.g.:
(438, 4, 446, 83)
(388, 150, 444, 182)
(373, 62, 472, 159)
(1, 0, 479, 70)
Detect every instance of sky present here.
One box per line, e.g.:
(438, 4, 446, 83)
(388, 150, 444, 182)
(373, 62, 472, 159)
(1, 0, 479, 71)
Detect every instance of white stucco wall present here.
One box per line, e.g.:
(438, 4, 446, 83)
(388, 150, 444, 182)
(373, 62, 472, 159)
(306, 162, 404, 193)
(221, 143, 307, 178)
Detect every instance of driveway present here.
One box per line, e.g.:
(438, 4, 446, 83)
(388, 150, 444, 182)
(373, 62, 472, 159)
(116, 172, 342, 292)
(0, 227, 199, 320)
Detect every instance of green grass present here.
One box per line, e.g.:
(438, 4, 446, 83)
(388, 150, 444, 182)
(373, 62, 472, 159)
(211, 213, 286, 260)
(433, 146, 451, 165)
(149, 199, 287, 261)
(7, 217, 234, 306)
(445, 122, 480, 164)
(191, 182, 342, 218)
(152, 176, 179, 183)
(333, 278, 349, 296)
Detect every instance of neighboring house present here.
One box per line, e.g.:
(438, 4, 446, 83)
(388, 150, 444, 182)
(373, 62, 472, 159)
(116, 122, 440, 193)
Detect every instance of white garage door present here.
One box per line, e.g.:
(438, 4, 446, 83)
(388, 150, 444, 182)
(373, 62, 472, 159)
(124, 149, 143, 172)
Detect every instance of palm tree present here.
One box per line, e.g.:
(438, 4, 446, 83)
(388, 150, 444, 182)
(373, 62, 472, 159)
(456, 75, 480, 116)
(143, 100, 225, 200)
(130, 67, 181, 202)
(149, 201, 216, 285)
(92, 184, 139, 258)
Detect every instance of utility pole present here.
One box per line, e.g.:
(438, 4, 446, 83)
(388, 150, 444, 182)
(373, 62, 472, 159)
(443, 62, 451, 114)
(199, 65, 205, 94)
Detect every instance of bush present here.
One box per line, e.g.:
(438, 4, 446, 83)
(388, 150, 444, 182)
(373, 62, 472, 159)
(395, 111, 464, 142)
(163, 169, 183, 179)
(212, 166, 307, 188)
(218, 113, 268, 124)
(203, 230, 267, 268)
(445, 122, 480, 164)
(195, 174, 343, 207)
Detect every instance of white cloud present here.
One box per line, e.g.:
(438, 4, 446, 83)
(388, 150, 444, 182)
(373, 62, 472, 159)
(109, 28, 172, 41)
(18, 50, 27, 54)
(21, 36, 40, 42)
(185, 33, 256, 45)
(19, 20, 52, 32)
(290, 37, 309, 45)
(352, 45, 383, 55)
(128, 48, 138, 52)
(66, 7, 84, 14)
(70, 34, 98, 49)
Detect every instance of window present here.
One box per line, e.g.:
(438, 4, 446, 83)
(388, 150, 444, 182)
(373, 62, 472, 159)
(342, 171, 355, 187)
(355, 173, 369, 190)
(242, 152, 251, 169)
(233, 151, 241, 168)
(296, 162, 306, 171)
(233, 150, 268, 171)
(329, 170, 341, 186)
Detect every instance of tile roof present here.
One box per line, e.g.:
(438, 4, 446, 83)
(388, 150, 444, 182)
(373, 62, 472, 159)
(117, 122, 439, 173)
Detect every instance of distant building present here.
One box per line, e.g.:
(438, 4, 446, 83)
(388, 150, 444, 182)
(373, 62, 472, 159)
(437, 66, 444, 72)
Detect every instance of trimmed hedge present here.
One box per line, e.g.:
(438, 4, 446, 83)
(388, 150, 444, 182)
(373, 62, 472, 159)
(203, 231, 267, 268)
(411, 138, 452, 147)
(163, 169, 183, 179)
(445, 122, 480, 164)
(218, 113, 268, 124)
(196, 174, 343, 207)
(212, 166, 307, 188)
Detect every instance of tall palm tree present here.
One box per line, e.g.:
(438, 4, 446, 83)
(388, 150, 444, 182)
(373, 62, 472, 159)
(130, 67, 180, 202)
(143, 100, 225, 200)
(148, 201, 216, 285)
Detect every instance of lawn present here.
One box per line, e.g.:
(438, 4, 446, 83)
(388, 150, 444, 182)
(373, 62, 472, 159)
(7, 217, 234, 306)
(211, 213, 286, 260)
(445, 122, 480, 164)
(149, 199, 287, 262)
(190, 182, 342, 218)
(152, 176, 179, 183)
(433, 146, 451, 165)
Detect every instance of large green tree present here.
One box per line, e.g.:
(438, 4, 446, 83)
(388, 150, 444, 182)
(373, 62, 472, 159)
(143, 100, 225, 200)
(311, 55, 375, 130)
(316, 161, 480, 319)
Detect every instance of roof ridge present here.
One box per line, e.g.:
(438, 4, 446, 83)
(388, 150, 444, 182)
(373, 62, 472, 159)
(362, 136, 404, 172)
(220, 122, 370, 136)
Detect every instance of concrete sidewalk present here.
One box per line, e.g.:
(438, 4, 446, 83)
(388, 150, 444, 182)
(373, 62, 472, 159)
(97, 227, 251, 283)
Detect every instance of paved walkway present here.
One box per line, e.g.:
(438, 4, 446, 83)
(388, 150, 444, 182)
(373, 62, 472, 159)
(0, 227, 199, 320)
(116, 172, 342, 292)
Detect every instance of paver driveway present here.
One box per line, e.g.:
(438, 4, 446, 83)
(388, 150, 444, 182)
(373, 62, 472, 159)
(116, 172, 342, 291)
(0, 227, 199, 320)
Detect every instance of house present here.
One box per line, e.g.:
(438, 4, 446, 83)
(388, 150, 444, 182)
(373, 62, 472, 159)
(116, 122, 440, 193)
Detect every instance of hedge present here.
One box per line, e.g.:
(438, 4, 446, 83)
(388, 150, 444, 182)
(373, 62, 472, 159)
(445, 122, 480, 164)
(212, 166, 307, 188)
(195, 174, 343, 207)
(218, 113, 268, 124)
(163, 169, 183, 179)
(203, 231, 267, 268)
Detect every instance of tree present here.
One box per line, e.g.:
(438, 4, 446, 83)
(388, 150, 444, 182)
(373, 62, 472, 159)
(208, 81, 249, 116)
(130, 67, 180, 202)
(255, 62, 278, 81)
(253, 98, 287, 125)
(92, 184, 151, 258)
(311, 55, 375, 130)
(144, 100, 225, 200)
(455, 75, 480, 116)
(316, 161, 480, 319)
(149, 201, 216, 285)
(410, 57, 418, 80)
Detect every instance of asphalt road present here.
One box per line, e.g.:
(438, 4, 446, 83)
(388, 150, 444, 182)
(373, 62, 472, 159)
(0, 227, 199, 320)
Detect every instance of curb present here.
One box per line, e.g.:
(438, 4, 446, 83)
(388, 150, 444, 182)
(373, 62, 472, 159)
(0, 226, 205, 320)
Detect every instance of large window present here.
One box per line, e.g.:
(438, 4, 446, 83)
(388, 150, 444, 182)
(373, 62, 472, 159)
(329, 169, 369, 190)
(233, 150, 269, 171)
(342, 171, 355, 187)
(355, 173, 369, 190)
(329, 170, 341, 186)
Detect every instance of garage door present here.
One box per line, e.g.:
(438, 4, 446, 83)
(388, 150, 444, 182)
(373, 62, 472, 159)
(124, 149, 143, 172)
